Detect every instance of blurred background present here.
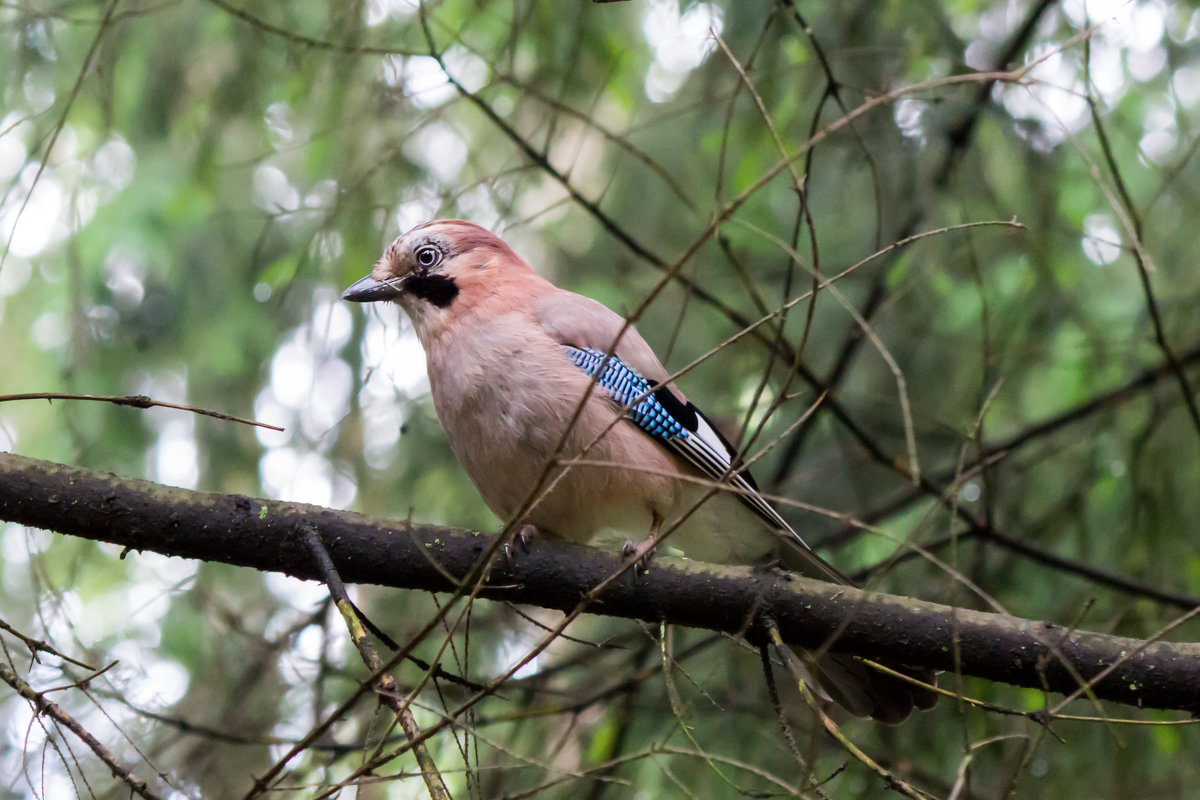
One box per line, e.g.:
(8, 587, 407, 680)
(2, 0, 1200, 797)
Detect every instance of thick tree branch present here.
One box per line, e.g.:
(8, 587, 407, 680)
(2, 452, 1199, 714)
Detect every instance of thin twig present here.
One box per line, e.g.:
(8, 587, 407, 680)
(0, 393, 283, 431)
(0, 618, 96, 670)
(0, 661, 165, 800)
(1086, 96, 1200, 436)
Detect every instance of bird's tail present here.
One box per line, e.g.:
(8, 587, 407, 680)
(804, 651, 938, 724)
(771, 532, 938, 722)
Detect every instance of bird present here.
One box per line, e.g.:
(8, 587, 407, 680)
(342, 219, 936, 722)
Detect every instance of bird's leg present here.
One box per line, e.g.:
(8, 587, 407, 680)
(503, 522, 539, 569)
(754, 554, 790, 577)
(621, 512, 661, 573)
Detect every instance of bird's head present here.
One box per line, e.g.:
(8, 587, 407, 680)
(342, 219, 539, 339)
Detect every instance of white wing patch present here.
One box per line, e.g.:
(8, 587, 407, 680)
(674, 407, 808, 544)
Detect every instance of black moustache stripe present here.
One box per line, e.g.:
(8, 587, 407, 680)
(407, 273, 459, 308)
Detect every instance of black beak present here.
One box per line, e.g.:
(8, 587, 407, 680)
(342, 274, 404, 303)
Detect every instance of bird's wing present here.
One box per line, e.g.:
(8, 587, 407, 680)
(534, 293, 849, 584)
(532, 292, 672, 385)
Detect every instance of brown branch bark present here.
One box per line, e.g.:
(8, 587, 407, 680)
(2, 451, 1199, 715)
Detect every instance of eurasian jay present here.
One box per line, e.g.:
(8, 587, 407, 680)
(343, 219, 936, 722)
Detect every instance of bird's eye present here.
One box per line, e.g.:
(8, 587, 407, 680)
(415, 245, 442, 269)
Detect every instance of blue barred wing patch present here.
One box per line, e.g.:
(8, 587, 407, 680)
(563, 345, 807, 543)
(564, 346, 688, 442)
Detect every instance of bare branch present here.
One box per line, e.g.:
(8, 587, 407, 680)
(2, 452, 1199, 716)
(0, 393, 284, 431)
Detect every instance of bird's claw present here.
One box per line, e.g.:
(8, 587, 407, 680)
(503, 523, 537, 569)
(621, 536, 656, 576)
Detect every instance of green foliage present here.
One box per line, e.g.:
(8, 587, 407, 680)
(3, 1, 1200, 798)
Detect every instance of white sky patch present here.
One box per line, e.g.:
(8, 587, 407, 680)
(356, 312, 428, 467)
(1137, 99, 1176, 163)
(252, 164, 300, 215)
(293, 618, 332, 663)
(15, 523, 51, 558)
(259, 447, 355, 507)
(384, 54, 454, 107)
(51, 121, 79, 162)
(893, 96, 926, 143)
(310, 230, 344, 264)
(265, 101, 311, 151)
(395, 192, 441, 234)
(271, 334, 317, 409)
(31, 310, 68, 350)
(88, 135, 136, 196)
(495, 629, 542, 680)
(1082, 213, 1122, 265)
(23, 70, 56, 113)
(382, 48, 487, 109)
(25, 18, 58, 61)
(134, 368, 186, 403)
(144, 659, 190, 705)
(361, 395, 404, 469)
(644, 62, 687, 102)
(443, 47, 488, 93)
(105, 244, 147, 308)
(1, 523, 30, 565)
(362, 313, 429, 398)
(1140, 123, 1177, 163)
(265, 571, 332, 609)
(403, 121, 468, 184)
(267, 292, 354, 442)
(456, 183, 504, 230)
(0, 257, 31, 296)
(365, 0, 416, 26)
(642, 0, 723, 102)
(71, 187, 99, 233)
(133, 550, 197, 589)
(125, 583, 172, 635)
(1088, 39, 1127, 104)
(0, 113, 29, 182)
(305, 178, 339, 210)
(1171, 64, 1200, 106)
(1128, 45, 1167, 82)
(42, 589, 83, 649)
(255, 388, 295, 447)
(1063, 0, 1167, 52)
(86, 303, 119, 340)
(3, 163, 67, 258)
(107, 640, 191, 708)
(311, 290, 354, 351)
(300, 358, 352, 440)
(150, 417, 200, 489)
(1000, 47, 1090, 148)
(78, 588, 133, 642)
(260, 446, 302, 498)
